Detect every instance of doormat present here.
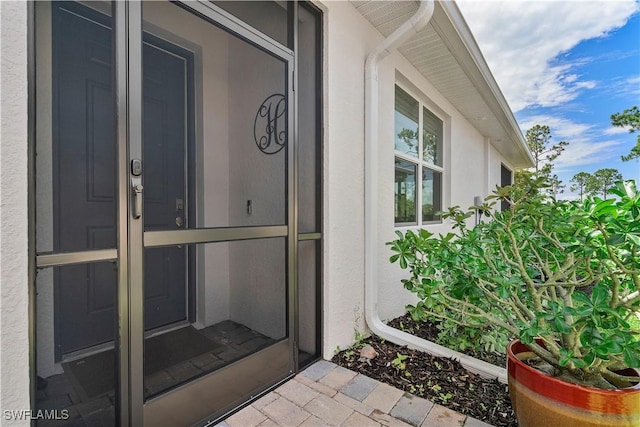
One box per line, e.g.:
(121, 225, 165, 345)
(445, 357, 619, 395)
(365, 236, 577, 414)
(62, 326, 222, 402)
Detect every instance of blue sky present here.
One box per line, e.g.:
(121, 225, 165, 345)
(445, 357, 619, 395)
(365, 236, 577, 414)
(457, 0, 640, 199)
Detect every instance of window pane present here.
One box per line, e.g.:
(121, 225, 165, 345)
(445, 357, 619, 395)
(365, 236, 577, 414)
(298, 240, 321, 368)
(144, 238, 286, 399)
(37, 1, 117, 254)
(298, 3, 322, 233)
(423, 107, 443, 166)
(142, 1, 287, 229)
(211, 1, 289, 47)
(395, 86, 419, 157)
(395, 158, 417, 224)
(422, 168, 442, 222)
(36, 262, 117, 426)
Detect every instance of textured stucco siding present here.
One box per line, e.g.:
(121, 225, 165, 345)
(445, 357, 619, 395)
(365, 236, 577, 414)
(1, 1, 31, 424)
(321, 0, 377, 358)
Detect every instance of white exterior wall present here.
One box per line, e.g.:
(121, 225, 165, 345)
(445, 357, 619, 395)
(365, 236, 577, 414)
(320, 1, 517, 357)
(322, 1, 375, 357)
(0, 1, 31, 424)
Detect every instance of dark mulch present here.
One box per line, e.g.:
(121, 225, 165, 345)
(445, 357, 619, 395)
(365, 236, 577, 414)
(387, 314, 508, 368)
(331, 315, 517, 426)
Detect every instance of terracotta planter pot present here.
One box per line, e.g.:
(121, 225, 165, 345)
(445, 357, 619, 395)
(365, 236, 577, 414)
(507, 340, 640, 427)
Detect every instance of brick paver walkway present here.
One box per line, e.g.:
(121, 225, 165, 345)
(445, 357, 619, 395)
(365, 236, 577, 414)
(218, 360, 494, 427)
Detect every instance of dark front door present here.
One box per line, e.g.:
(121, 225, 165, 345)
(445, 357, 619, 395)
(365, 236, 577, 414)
(142, 37, 192, 331)
(53, 2, 192, 358)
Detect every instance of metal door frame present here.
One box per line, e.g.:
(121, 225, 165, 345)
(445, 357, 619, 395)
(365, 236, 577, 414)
(29, 0, 309, 425)
(121, 2, 297, 426)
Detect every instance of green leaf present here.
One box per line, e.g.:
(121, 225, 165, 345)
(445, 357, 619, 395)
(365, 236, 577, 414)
(591, 286, 609, 308)
(553, 317, 571, 334)
(606, 234, 625, 245)
(580, 326, 603, 347)
(627, 233, 640, 247)
(567, 305, 592, 317)
(419, 228, 433, 239)
(583, 351, 596, 366)
(593, 199, 617, 218)
(601, 340, 623, 355)
(399, 257, 408, 269)
(610, 180, 637, 199)
(586, 230, 603, 242)
(558, 350, 571, 367)
(623, 347, 640, 368)
(572, 291, 591, 306)
(497, 285, 510, 300)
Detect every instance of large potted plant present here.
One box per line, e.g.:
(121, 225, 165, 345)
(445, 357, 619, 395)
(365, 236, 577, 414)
(388, 176, 640, 426)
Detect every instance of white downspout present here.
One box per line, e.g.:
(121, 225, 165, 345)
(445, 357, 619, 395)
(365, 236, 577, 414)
(364, 0, 507, 383)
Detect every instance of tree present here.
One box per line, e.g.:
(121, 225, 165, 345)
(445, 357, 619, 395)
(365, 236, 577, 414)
(518, 124, 568, 196)
(586, 168, 622, 199)
(570, 172, 591, 202)
(547, 174, 565, 198)
(525, 124, 568, 177)
(397, 128, 418, 155)
(397, 127, 437, 163)
(611, 106, 640, 161)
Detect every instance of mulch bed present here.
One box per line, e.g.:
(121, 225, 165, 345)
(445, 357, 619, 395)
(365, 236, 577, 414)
(331, 314, 517, 426)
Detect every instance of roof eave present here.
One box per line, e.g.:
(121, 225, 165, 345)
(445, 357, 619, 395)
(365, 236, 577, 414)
(433, 1, 534, 168)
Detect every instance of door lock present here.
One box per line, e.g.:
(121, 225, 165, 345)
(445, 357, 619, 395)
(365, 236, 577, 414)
(131, 158, 142, 176)
(132, 178, 143, 219)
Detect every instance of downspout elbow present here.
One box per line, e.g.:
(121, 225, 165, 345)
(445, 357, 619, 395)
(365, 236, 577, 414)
(364, 0, 434, 336)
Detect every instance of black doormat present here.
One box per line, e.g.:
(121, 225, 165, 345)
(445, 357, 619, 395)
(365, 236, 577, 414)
(62, 326, 222, 402)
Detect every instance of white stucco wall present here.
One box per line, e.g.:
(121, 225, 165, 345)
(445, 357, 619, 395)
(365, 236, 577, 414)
(0, 1, 31, 424)
(320, 1, 520, 358)
(322, 0, 375, 357)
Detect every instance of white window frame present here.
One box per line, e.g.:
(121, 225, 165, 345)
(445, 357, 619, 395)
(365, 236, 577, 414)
(394, 83, 444, 227)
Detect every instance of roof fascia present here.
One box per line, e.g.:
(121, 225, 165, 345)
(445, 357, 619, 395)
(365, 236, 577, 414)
(432, 1, 534, 167)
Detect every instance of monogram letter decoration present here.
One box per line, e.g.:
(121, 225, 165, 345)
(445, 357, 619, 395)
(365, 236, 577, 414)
(254, 94, 286, 155)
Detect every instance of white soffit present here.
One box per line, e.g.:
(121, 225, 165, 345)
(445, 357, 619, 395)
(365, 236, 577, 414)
(351, 0, 534, 168)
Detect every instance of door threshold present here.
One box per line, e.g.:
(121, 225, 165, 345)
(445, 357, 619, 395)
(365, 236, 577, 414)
(60, 320, 192, 363)
(61, 340, 115, 363)
(144, 320, 190, 339)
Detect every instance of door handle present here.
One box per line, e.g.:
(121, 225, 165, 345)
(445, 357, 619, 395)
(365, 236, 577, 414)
(132, 178, 143, 219)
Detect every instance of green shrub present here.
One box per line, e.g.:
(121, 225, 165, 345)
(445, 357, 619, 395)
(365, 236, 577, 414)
(389, 177, 640, 389)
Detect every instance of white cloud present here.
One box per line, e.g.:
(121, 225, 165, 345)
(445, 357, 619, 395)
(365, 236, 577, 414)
(606, 75, 640, 98)
(518, 115, 625, 169)
(520, 115, 591, 139)
(604, 126, 633, 135)
(626, 76, 640, 89)
(554, 139, 622, 170)
(457, 0, 639, 112)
